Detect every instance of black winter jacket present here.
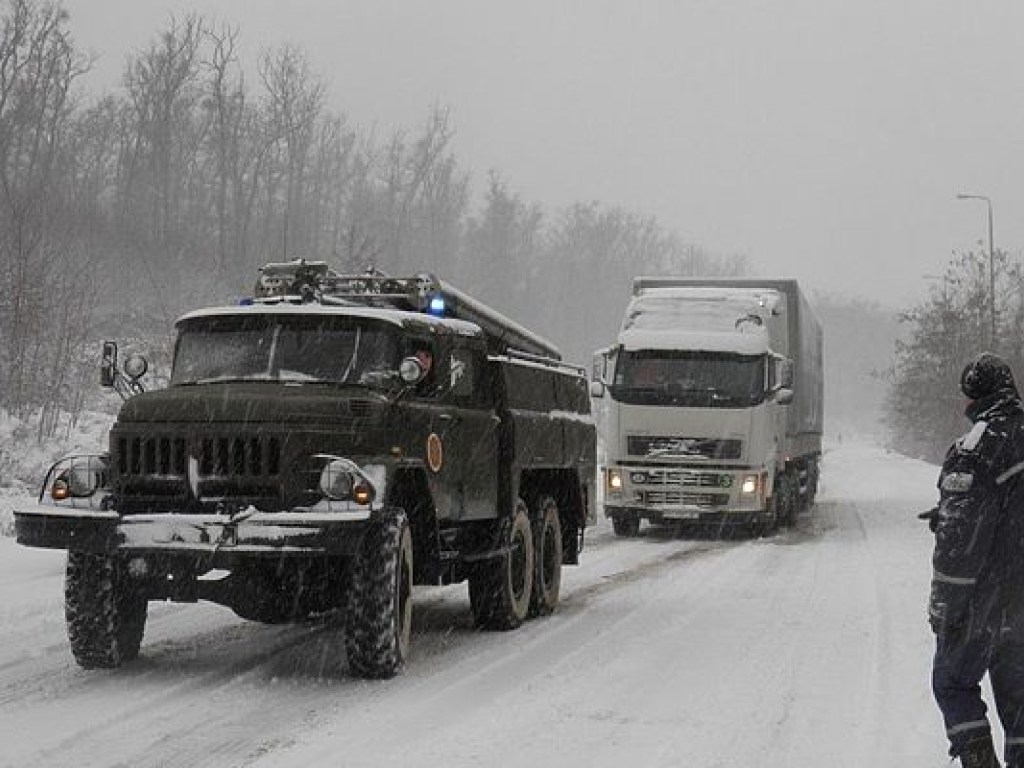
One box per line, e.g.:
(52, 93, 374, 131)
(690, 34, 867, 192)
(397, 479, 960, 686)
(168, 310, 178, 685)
(929, 389, 1024, 637)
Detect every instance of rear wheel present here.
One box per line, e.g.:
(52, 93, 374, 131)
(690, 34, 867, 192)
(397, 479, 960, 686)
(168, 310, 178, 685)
(470, 501, 534, 630)
(345, 509, 414, 679)
(529, 496, 562, 617)
(65, 551, 148, 669)
(612, 515, 641, 537)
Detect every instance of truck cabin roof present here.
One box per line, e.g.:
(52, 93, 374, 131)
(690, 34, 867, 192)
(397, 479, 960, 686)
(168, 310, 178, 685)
(175, 303, 484, 342)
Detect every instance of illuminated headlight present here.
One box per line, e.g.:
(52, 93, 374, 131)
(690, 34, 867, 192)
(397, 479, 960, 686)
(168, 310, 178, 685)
(630, 472, 648, 485)
(317, 456, 377, 506)
(740, 474, 759, 495)
(607, 468, 623, 493)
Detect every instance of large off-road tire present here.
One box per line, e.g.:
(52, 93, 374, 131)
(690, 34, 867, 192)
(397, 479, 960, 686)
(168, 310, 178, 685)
(469, 501, 534, 630)
(529, 496, 562, 618)
(65, 551, 148, 669)
(611, 515, 641, 538)
(345, 509, 413, 679)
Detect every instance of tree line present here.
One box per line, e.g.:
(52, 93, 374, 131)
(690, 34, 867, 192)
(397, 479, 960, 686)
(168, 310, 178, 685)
(0, 1, 744, 435)
(885, 248, 1024, 462)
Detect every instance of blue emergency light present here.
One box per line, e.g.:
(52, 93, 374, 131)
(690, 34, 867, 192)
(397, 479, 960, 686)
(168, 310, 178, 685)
(428, 295, 446, 316)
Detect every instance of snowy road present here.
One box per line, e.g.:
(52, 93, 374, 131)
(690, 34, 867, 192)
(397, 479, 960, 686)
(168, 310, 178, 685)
(0, 440, 951, 767)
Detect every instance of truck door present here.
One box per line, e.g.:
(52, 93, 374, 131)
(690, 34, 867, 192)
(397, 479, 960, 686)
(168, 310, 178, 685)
(435, 342, 499, 520)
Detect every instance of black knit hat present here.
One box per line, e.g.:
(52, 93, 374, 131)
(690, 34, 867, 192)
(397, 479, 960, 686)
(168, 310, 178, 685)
(960, 352, 1017, 400)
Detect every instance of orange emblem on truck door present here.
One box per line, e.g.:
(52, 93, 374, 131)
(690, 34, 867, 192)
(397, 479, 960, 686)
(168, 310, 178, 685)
(426, 433, 444, 473)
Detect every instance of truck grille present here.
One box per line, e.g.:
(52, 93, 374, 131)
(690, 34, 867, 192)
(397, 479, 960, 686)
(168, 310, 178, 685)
(642, 490, 730, 507)
(113, 431, 286, 511)
(627, 436, 741, 460)
(639, 469, 722, 487)
(117, 434, 282, 479)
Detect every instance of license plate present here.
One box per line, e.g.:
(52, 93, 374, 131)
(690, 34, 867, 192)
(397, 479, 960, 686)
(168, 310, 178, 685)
(661, 510, 701, 520)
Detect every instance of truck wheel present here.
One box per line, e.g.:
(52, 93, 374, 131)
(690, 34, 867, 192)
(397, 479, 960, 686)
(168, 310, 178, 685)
(775, 471, 799, 527)
(469, 501, 534, 630)
(345, 509, 414, 679)
(529, 496, 562, 617)
(65, 551, 148, 669)
(612, 516, 641, 537)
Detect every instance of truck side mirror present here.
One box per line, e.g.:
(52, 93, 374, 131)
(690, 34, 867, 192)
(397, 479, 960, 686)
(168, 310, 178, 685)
(592, 349, 607, 382)
(589, 380, 606, 398)
(774, 387, 794, 405)
(100, 342, 118, 388)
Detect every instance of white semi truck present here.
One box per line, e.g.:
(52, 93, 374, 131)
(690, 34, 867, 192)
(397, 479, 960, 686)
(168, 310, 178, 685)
(591, 278, 823, 536)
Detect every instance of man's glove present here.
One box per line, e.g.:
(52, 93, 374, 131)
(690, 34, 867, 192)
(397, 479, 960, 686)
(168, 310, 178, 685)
(918, 506, 940, 533)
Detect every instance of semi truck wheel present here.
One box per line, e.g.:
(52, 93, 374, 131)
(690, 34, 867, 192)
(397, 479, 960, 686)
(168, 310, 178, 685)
(65, 551, 148, 669)
(529, 496, 562, 617)
(612, 515, 641, 537)
(469, 501, 534, 630)
(775, 471, 799, 527)
(345, 509, 413, 679)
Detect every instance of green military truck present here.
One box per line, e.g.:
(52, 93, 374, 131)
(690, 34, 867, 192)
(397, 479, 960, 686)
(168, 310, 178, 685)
(15, 261, 596, 678)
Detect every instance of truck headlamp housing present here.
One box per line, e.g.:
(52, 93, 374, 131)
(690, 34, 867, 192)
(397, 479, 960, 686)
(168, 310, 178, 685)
(320, 461, 355, 499)
(43, 455, 110, 508)
(607, 468, 623, 493)
(740, 474, 759, 495)
(317, 456, 378, 506)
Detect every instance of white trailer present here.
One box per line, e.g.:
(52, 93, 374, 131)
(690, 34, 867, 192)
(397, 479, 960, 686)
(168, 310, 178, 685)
(592, 277, 823, 535)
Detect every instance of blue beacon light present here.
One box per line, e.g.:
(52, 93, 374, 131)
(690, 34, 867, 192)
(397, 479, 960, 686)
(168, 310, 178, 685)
(428, 295, 446, 316)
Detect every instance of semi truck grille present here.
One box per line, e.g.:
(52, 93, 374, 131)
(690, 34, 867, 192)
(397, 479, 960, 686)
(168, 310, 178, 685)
(627, 436, 741, 460)
(642, 490, 730, 507)
(638, 469, 722, 487)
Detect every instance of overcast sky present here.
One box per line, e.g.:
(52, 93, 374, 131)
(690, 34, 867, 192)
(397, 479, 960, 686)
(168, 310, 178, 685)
(66, 0, 1024, 307)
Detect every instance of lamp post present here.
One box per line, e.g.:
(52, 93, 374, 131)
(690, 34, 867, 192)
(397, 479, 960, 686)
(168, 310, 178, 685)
(956, 193, 997, 350)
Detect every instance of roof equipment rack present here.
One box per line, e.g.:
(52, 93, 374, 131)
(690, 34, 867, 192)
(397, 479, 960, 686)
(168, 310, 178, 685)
(255, 259, 562, 361)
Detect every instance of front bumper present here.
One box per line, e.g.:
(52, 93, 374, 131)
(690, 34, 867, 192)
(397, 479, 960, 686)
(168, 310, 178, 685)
(603, 464, 769, 521)
(605, 504, 772, 527)
(14, 503, 373, 557)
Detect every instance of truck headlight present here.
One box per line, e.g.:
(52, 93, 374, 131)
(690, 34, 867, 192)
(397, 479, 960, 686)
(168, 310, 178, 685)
(740, 474, 759, 495)
(320, 460, 355, 499)
(607, 468, 623, 493)
(43, 455, 109, 507)
(317, 456, 378, 506)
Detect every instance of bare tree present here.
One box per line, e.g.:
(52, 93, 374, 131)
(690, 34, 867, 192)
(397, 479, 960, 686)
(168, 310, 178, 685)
(0, 0, 89, 417)
(257, 44, 325, 259)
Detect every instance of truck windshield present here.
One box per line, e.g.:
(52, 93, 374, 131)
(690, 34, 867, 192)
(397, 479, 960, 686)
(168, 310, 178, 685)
(612, 350, 766, 408)
(170, 316, 401, 387)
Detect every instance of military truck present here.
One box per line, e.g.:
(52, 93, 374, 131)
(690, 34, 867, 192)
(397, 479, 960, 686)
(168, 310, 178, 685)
(15, 261, 596, 679)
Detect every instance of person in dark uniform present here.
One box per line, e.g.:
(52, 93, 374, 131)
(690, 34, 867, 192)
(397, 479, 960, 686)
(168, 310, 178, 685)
(926, 352, 1024, 768)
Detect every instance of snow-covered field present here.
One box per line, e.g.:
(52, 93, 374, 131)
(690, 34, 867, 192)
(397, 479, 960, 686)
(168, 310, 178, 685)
(0, 438, 953, 767)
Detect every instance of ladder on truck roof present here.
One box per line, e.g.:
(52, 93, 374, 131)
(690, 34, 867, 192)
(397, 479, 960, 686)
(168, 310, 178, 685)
(254, 259, 563, 362)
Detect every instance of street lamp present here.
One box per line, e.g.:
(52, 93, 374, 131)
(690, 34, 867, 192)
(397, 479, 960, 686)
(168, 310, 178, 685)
(956, 193, 997, 350)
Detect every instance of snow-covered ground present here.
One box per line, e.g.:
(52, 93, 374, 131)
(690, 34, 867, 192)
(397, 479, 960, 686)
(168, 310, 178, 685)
(0, 438, 955, 767)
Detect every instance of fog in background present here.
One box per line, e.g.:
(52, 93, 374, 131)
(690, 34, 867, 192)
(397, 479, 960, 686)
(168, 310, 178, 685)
(68, 0, 1024, 308)
(6, 1, 1019, 436)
